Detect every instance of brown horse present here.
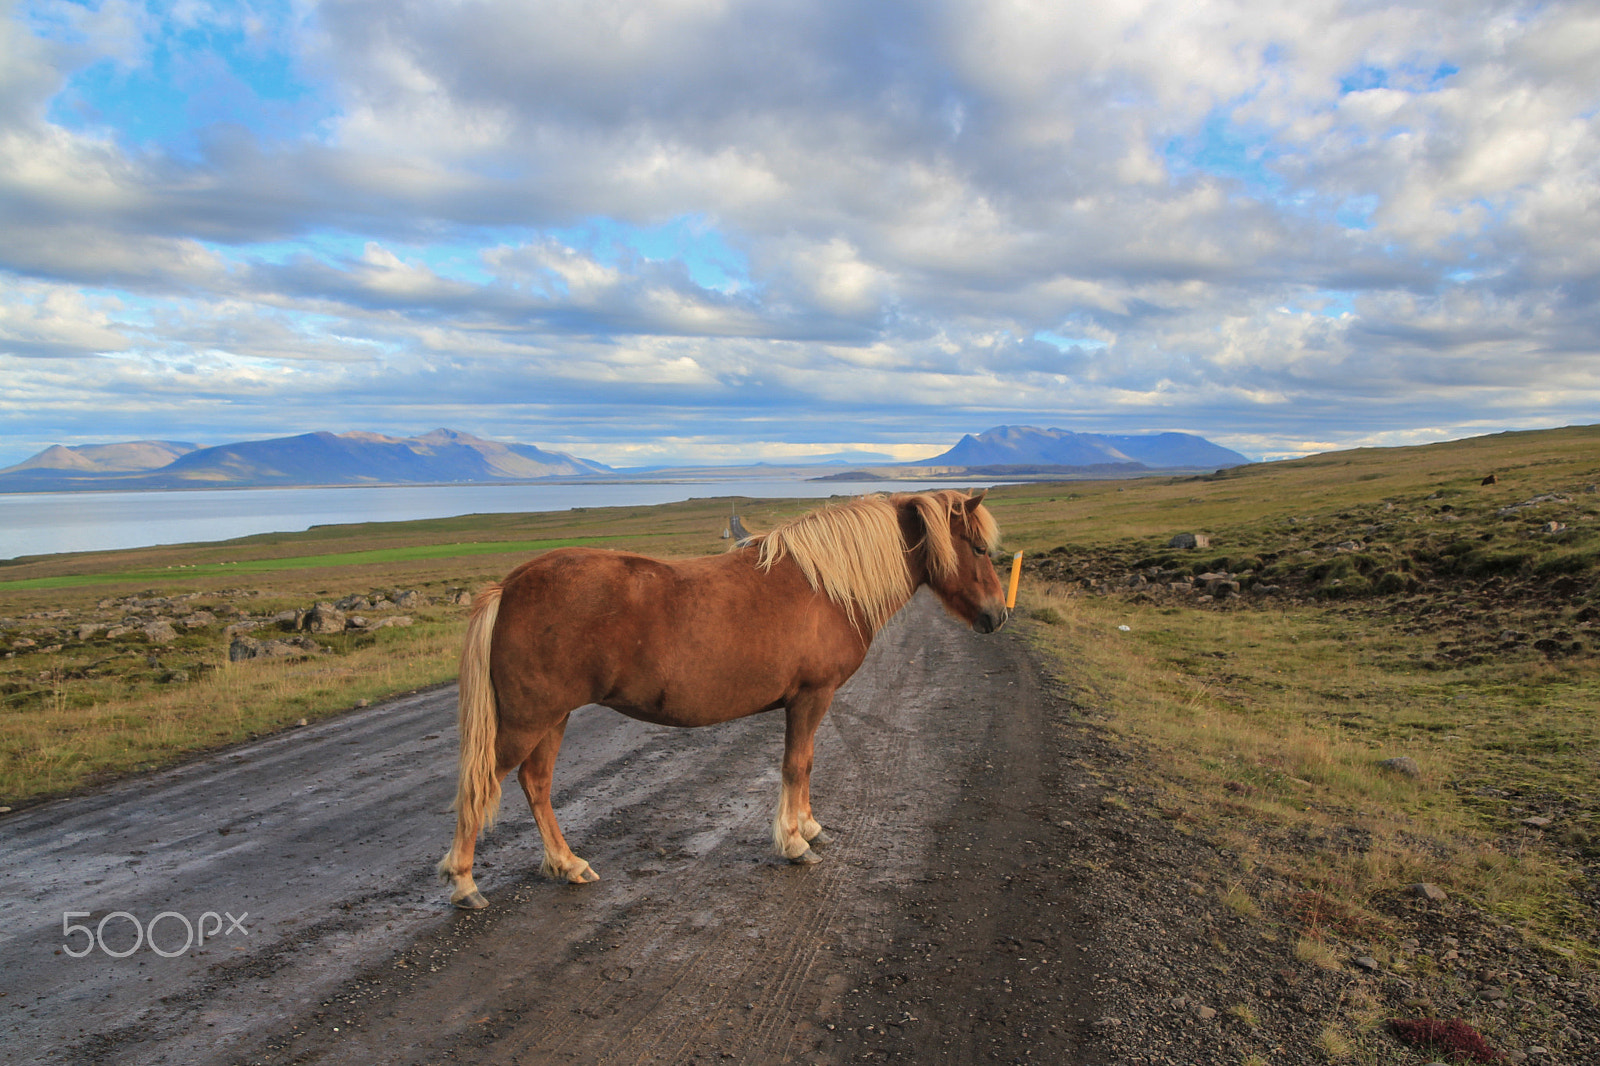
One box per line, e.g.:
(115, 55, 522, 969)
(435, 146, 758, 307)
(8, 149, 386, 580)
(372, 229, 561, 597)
(437, 489, 1006, 909)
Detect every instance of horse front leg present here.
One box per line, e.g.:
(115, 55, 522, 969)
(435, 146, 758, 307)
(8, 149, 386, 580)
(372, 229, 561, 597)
(519, 716, 599, 884)
(773, 689, 835, 864)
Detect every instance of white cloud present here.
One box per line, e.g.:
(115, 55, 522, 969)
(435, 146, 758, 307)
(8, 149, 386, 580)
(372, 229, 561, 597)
(0, 0, 1597, 468)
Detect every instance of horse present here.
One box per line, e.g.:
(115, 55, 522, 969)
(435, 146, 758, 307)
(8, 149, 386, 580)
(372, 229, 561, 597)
(437, 489, 1007, 909)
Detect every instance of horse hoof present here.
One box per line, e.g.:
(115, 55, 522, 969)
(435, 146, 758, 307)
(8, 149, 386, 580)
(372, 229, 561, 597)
(570, 863, 600, 884)
(808, 828, 834, 846)
(789, 848, 823, 865)
(453, 890, 489, 910)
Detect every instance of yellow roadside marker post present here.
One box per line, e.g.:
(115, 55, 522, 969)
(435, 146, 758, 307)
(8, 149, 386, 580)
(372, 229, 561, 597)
(1006, 551, 1023, 609)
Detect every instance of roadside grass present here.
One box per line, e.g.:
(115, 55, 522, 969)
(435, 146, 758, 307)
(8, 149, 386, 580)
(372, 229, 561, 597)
(1021, 585, 1598, 958)
(0, 620, 465, 803)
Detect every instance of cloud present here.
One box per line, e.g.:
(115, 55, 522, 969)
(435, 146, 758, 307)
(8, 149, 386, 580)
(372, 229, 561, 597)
(0, 0, 1597, 467)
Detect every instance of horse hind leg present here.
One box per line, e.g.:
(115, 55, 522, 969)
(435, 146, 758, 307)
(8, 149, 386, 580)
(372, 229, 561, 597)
(438, 723, 544, 908)
(519, 718, 599, 884)
(438, 744, 526, 909)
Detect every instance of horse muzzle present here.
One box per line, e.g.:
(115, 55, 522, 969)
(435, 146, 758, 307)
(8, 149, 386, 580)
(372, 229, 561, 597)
(972, 606, 1009, 634)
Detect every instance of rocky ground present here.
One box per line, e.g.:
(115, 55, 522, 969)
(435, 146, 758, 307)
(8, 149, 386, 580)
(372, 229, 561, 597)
(0, 585, 463, 695)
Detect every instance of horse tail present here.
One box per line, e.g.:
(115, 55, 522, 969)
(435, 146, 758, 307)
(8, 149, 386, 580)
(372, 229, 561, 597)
(452, 583, 505, 832)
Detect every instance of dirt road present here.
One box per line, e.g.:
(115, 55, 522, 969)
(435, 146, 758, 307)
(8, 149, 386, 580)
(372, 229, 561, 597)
(1, 591, 1101, 1065)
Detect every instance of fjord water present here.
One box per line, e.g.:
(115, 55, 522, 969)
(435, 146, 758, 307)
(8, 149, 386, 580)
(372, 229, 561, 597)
(0, 479, 991, 561)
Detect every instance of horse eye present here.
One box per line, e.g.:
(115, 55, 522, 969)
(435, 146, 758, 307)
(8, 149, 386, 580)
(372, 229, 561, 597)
(972, 544, 987, 557)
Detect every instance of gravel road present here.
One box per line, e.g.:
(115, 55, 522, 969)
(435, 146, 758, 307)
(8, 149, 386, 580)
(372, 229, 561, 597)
(0, 590, 1104, 1065)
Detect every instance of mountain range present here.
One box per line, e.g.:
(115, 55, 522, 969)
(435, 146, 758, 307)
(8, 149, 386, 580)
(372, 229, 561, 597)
(0, 425, 1250, 492)
(925, 425, 1251, 470)
(0, 430, 609, 491)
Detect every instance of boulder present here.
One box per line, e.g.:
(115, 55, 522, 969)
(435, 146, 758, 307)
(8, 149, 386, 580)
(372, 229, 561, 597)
(179, 611, 216, 629)
(1376, 756, 1422, 778)
(229, 635, 323, 662)
(394, 590, 428, 609)
(304, 602, 347, 634)
(141, 620, 178, 644)
(1167, 533, 1210, 550)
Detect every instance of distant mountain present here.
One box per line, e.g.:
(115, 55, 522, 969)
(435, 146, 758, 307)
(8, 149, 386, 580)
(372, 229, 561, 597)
(0, 430, 611, 492)
(2, 440, 198, 475)
(926, 426, 1250, 470)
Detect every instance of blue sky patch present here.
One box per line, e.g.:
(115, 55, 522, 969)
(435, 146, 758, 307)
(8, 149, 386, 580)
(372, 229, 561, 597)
(39, 0, 329, 157)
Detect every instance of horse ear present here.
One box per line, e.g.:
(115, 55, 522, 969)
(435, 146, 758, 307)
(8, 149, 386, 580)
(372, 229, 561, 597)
(963, 489, 987, 511)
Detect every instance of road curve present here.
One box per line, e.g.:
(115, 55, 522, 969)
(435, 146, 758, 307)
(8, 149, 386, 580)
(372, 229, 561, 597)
(0, 590, 1095, 1065)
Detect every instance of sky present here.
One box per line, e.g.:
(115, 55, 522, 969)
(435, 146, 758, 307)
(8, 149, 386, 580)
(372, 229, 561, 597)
(1, 0, 1597, 468)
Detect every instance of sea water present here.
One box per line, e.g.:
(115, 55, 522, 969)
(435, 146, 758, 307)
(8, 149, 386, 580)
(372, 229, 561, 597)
(0, 478, 997, 561)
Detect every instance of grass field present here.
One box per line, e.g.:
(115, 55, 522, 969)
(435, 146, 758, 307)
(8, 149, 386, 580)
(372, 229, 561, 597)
(990, 426, 1600, 978)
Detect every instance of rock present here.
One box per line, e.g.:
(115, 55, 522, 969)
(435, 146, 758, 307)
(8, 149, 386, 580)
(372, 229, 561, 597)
(1168, 533, 1210, 550)
(1352, 956, 1381, 972)
(230, 636, 322, 662)
(1409, 882, 1448, 901)
(1521, 816, 1552, 828)
(394, 590, 428, 609)
(295, 718, 308, 727)
(368, 616, 413, 630)
(179, 611, 216, 629)
(141, 620, 177, 644)
(336, 595, 372, 611)
(78, 623, 106, 640)
(1377, 756, 1422, 778)
(347, 616, 370, 630)
(1481, 474, 1498, 485)
(11, 638, 37, 650)
(104, 624, 133, 639)
(272, 610, 304, 630)
(1336, 540, 1362, 551)
(305, 602, 347, 634)
(450, 590, 473, 605)
(1193, 1005, 1216, 1020)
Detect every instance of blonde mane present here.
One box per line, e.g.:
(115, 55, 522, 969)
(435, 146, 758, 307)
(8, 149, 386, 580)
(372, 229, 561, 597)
(752, 490, 1000, 633)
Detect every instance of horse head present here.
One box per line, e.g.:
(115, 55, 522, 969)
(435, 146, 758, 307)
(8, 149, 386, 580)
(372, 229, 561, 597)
(902, 489, 1009, 634)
